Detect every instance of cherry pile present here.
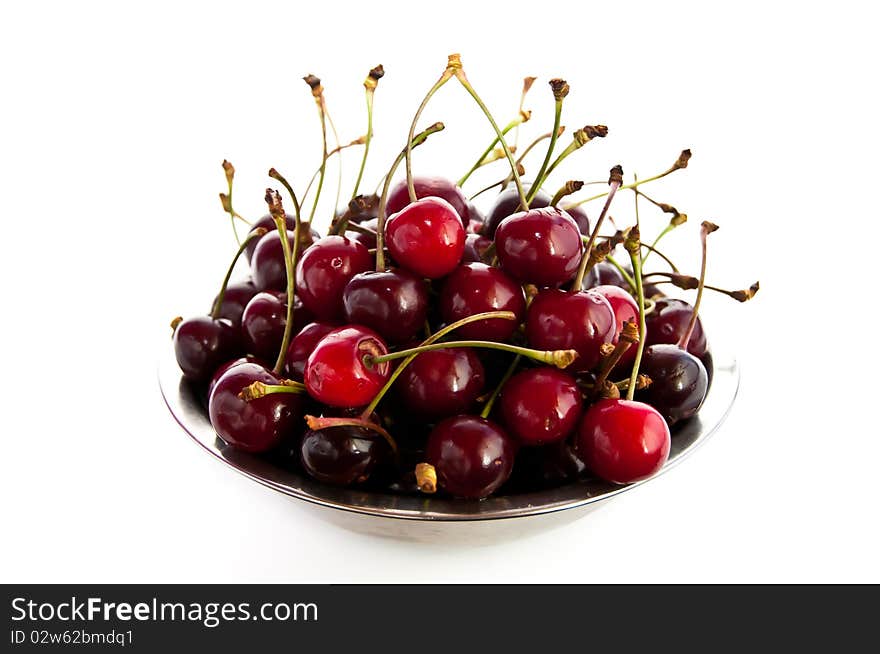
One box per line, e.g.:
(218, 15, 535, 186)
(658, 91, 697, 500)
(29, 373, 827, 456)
(171, 55, 758, 500)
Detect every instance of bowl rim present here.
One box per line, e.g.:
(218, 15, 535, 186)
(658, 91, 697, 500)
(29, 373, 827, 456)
(159, 338, 739, 522)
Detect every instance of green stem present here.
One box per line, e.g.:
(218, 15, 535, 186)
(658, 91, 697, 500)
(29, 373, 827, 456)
(457, 118, 520, 187)
(568, 170, 672, 209)
(605, 254, 637, 290)
(527, 98, 563, 202)
(626, 188, 647, 401)
(405, 65, 455, 201)
(573, 169, 622, 290)
(238, 381, 307, 401)
(308, 100, 328, 224)
(480, 355, 521, 418)
(678, 222, 717, 349)
(369, 340, 575, 368)
(352, 85, 376, 200)
(210, 229, 267, 319)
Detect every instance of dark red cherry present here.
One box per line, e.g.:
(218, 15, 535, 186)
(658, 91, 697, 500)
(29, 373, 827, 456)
(499, 368, 583, 445)
(636, 344, 708, 426)
(295, 235, 373, 320)
(583, 261, 629, 290)
(385, 175, 470, 225)
(173, 315, 242, 383)
(345, 218, 379, 249)
(426, 415, 517, 499)
(525, 289, 616, 372)
(439, 263, 526, 341)
(591, 285, 639, 368)
(575, 399, 671, 484)
(342, 269, 429, 344)
(241, 291, 314, 361)
(304, 326, 391, 408)
(462, 232, 492, 263)
(644, 297, 708, 358)
(565, 204, 591, 235)
(284, 321, 338, 380)
(207, 355, 262, 399)
(484, 187, 550, 238)
(208, 362, 305, 453)
(250, 229, 298, 292)
(385, 197, 465, 279)
(495, 207, 582, 286)
(510, 440, 586, 490)
(300, 425, 391, 486)
(396, 348, 485, 419)
(212, 279, 259, 328)
(466, 201, 485, 233)
(244, 214, 317, 263)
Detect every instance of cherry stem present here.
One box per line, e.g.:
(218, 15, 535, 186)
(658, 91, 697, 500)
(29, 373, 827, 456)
(527, 80, 568, 202)
(604, 254, 637, 290)
(480, 354, 521, 419)
(219, 160, 246, 245)
(405, 61, 456, 202)
(513, 76, 537, 150)
(304, 415, 399, 457)
(565, 149, 691, 210)
(550, 180, 584, 208)
(360, 310, 516, 419)
(594, 321, 638, 391)
(238, 380, 307, 401)
(210, 228, 268, 319)
(376, 121, 446, 271)
(457, 114, 528, 187)
(678, 221, 719, 349)
(573, 166, 623, 290)
(368, 340, 576, 369)
(352, 65, 384, 200)
(302, 75, 328, 225)
(469, 128, 561, 202)
(300, 139, 366, 222)
(415, 463, 437, 494)
(543, 125, 609, 183)
(264, 189, 301, 376)
(625, 223, 648, 402)
(268, 168, 302, 217)
(451, 59, 528, 210)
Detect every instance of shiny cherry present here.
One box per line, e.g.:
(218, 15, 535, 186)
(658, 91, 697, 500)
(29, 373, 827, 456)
(173, 315, 242, 383)
(637, 344, 708, 426)
(583, 261, 629, 290)
(591, 284, 639, 368)
(499, 368, 583, 445)
(244, 214, 317, 263)
(208, 362, 304, 453)
(425, 415, 517, 499)
(525, 289, 616, 372)
(241, 291, 313, 361)
(250, 229, 299, 292)
(462, 232, 492, 263)
(575, 398, 671, 484)
(439, 263, 526, 341)
(495, 207, 582, 286)
(295, 235, 373, 320)
(396, 348, 485, 419)
(304, 326, 391, 408)
(342, 269, 429, 344)
(300, 425, 391, 486)
(484, 186, 550, 238)
(385, 175, 470, 225)
(385, 197, 465, 279)
(284, 321, 338, 380)
(207, 355, 262, 399)
(645, 297, 708, 358)
(212, 279, 259, 328)
(565, 204, 591, 235)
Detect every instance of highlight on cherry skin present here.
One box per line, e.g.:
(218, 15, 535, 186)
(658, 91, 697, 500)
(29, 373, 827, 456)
(170, 55, 758, 503)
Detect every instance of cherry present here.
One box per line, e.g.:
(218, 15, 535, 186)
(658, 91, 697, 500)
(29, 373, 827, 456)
(208, 362, 304, 453)
(565, 204, 591, 236)
(484, 186, 550, 238)
(425, 415, 517, 499)
(645, 297, 708, 358)
(510, 440, 586, 489)
(583, 261, 629, 290)
(637, 344, 708, 426)
(304, 326, 391, 408)
(461, 232, 492, 263)
(384, 196, 465, 279)
(525, 289, 616, 372)
(396, 347, 485, 419)
(495, 207, 582, 286)
(591, 285, 639, 368)
(207, 355, 262, 399)
(342, 269, 429, 344)
(300, 423, 391, 486)
(499, 367, 583, 445)
(173, 316, 242, 383)
(295, 235, 373, 320)
(439, 263, 526, 341)
(211, 279, 259, 328)
(284, 321, 338, 380)
(574, 398, 670, 484)
(241, 291, 314, 361)
(345, 217, 379, 249)
(250, 230, 302, 292)
(244, 214, 317, 263)
(385, 175, 470, 225)
(466, 201, 485, 231)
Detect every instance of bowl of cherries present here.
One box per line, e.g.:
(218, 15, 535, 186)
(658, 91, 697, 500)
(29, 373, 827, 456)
(161, 55, 757, 537)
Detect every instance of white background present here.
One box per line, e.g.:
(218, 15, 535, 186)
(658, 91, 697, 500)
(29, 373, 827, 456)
(2, 1, 878, 583)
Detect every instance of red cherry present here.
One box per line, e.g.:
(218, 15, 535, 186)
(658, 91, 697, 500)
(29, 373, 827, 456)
(591, 284, 639, 367)
(396, 347, 485, 419)
(525, 289, 616, 372)
(575, 399, 671, 484)
(385, 197, 465, 279)
(304, 326, 391, 408)
(240, 291, 314, 361)
(385, 176, 470, 225)
(484, 187, 550, 238)
(645, 297, 708, 358)
(173, 315, 242, 382)
(565, 204, 591, 235)
(426, 415, 517, 499)
(250, 229, 298, 292)
(499, 368, 583, 445)
(461, 232, 492, 263)
(439, 263, 526, 341)
(284, 321, 338, 380)
(342, 269, 429, 344)
(211, 279, 258, 328)
(295, 235, 373, 320)
(495, 207, 582, 286)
